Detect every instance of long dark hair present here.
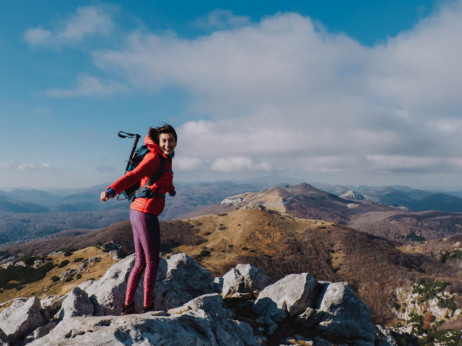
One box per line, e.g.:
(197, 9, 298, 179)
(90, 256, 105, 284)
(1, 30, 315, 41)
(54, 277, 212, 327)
(149, 124, 177, 145)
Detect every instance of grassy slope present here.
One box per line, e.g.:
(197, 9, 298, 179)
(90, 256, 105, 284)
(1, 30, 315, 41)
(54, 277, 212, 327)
(0, 247, 116, 307)
(1, 207, 461, 325)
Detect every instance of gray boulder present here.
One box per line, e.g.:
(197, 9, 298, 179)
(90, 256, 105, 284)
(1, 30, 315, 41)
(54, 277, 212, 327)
(154, 280, 194, 311)
(313, 282, 377, 343)
(222, 264, 270, 298)
(169, 293, 231, 318)
(166, 253, 215, 295)
(376, 325, 400, 346)
(84, 254, 167, 315)
(23, 322, 57, 344)
(56, 286, 94, 319)
(253, 273, 318, 323)
(0, 330, 6, 346)
(151, 253, 216, 311)
(29, 294, 258, 346)
(80, 252, 214, 316)
(40, 295, 66, 321)
(84, 254, 139, 316)
(214, 276, 224, 292)
(0, 297, 45, 344)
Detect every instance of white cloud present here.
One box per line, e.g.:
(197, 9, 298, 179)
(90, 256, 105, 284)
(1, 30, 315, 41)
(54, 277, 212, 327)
(175, 156, 202, 171)
(0, 162, 52, 171)
(368, 1, 462, 115)
(47, 74, 129, 97)
(194, 9, 251, 31)
(24, 5, 114, 47)
(211, 156, 271, 172)
(432, 118, 462, 133)
(23, 27, 53, 46)
(42, 3, 462, 186)
(59, 6, 114, 41)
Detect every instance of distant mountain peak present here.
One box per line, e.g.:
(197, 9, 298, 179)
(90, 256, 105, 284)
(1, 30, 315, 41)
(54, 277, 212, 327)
(340, 190, 365, 200)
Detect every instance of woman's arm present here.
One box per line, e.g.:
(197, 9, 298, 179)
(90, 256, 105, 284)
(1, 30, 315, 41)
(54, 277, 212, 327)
(101, 153, 160, 199)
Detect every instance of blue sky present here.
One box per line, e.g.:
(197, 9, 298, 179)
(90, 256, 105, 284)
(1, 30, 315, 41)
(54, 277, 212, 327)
(1, 0, 462, 190)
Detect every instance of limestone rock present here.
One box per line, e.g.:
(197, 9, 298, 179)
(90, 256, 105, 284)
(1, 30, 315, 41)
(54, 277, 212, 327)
(340, 190, 364, 200)
(84, 254, 167, 316)
(394, 285, 459, 321)
(40, 295, 66, 321)
(156, 254, 168, 281)
(253, 273, 318, 322)
(166, 252, 215, 295)
(56, 286, 94, 319)
(33, 259, 43, 268)
(150, 253, 215, 311)
(77, 279, 95, 292)
(84, 254, 142, 316)
(214, 276, 224, 292)
(376, 325, 400, 346)
(153, 280, 194, 311)
(169, 293, 231, 319)
(23, 322, 57, 344)
(0, 297, 45, 344)
(222, 264, 270, 298)
(314, 282, 377, 343)
(29, 294, 258, 346)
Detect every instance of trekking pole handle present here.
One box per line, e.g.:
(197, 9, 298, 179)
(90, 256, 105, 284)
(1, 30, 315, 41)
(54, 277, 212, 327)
(118, 131, 140, 139)
(118, 131, 141, 172)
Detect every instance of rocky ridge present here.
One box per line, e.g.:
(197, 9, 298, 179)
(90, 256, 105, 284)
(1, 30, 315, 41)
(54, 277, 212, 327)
(339, 190, 365, 200)
(0, 252, 418, 346)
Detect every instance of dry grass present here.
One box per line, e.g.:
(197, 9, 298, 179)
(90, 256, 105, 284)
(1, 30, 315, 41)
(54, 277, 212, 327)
(1, 202, 461, 326)
(0, 247, 116, 304)
(165, 207, 461, 324)
(175, 208, 322, 275)
(349, 210, 462, 241)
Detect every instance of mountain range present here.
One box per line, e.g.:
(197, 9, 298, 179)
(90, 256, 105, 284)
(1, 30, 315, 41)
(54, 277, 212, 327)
(2, 181, 462, 247)
(0, 181, 263, 246)
(2, 181, 462, 214)
(321, 184, 462, 212)
(2, 182, 462, 328)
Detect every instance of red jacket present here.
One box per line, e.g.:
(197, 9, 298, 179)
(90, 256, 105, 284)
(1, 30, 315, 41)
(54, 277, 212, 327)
(108, 135, 175, 215)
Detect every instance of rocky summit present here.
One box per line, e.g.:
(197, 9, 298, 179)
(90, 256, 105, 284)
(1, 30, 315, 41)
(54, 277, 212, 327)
(0, 252, 424, 345)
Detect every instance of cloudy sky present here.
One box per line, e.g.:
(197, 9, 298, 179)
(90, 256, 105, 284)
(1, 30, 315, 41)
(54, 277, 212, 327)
(1, 0, 462, 190)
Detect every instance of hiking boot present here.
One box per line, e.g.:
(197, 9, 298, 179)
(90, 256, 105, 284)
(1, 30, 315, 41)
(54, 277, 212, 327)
(121, 303, 135, 315)
(142, 304, 154, 313)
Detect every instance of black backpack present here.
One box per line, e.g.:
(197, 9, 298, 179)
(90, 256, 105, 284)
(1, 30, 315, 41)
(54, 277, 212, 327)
(118, 131, 168, 201)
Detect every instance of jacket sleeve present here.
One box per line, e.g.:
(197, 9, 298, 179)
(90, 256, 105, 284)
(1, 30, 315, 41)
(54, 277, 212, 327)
(156, 181, 175, 195)
(108, 153, 160, 195)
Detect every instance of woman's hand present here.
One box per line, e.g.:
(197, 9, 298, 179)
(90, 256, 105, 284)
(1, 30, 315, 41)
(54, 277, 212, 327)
(100, 191, 110, 202)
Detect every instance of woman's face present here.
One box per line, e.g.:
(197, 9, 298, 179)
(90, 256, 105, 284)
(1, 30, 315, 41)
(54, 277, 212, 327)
(158, 133, 177, 155)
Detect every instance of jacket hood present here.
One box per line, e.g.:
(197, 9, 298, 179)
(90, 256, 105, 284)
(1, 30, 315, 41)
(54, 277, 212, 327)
(144, 134, 174, 158)
(144, 135, 162, 155)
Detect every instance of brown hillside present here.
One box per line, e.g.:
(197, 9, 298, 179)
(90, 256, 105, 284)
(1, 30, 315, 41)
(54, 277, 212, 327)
(187, 183, 462, 242)
(349, 210, 462, 240)
(186, 183, 391, 224)
(2, 221, 134, 257)
(3, 203, 461, 325)
(0, 247, 116, 305)
(2, 218, 205, 259)
(166, 207, 459, 324)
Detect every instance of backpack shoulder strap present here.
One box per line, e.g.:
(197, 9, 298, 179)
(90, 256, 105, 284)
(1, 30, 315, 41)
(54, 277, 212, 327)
(133, 155, 171, 200)
(147, 155, 167, 185)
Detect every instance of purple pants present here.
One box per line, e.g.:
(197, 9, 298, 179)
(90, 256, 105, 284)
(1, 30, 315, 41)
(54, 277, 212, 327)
(125, 209, 160, 307)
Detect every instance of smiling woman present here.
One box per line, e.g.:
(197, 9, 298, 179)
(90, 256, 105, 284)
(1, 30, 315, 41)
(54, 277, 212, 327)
(100, 124, 177, 314)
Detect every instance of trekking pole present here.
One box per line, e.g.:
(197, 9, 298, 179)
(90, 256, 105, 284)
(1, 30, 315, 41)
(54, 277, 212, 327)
(118, 131, 141, 172)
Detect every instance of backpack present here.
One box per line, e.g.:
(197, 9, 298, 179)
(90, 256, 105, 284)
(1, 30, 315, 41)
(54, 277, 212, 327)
(117, 131, 168, 201)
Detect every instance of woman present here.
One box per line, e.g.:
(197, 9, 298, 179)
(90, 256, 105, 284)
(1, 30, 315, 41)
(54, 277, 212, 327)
(100, 124, 177, 314)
